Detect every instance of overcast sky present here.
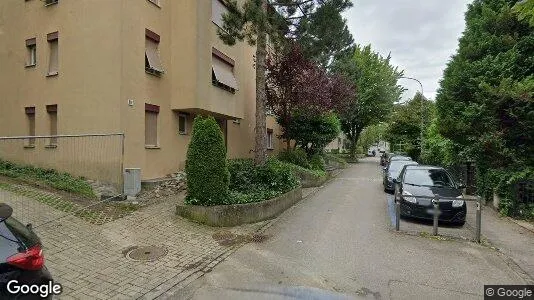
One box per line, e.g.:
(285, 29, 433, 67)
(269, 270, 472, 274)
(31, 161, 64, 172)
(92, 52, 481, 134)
(343, 0, 473, 101)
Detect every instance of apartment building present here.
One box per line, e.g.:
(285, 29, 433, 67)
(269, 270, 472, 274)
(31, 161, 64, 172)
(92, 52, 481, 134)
(0, 0, 283, 183)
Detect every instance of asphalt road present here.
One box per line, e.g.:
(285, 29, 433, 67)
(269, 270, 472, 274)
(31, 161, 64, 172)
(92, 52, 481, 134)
(173, 157, 528, 300)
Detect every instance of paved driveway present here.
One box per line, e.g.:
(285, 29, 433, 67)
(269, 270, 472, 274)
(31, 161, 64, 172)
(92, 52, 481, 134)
(176, 158, 531, 300)
(1, 185, 265, 299)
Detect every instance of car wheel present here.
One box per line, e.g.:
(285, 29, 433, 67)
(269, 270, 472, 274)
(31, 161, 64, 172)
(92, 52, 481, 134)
(455, 220, 466, 226)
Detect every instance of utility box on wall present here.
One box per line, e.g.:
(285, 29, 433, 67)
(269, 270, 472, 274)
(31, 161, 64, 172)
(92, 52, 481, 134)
(124, 168, 141, 196)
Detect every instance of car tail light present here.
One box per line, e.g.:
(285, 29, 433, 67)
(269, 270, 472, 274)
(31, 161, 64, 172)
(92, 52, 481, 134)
(7, 245, 44, 270)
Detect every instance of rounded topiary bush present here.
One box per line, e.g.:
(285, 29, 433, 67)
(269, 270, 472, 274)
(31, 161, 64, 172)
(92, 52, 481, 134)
(185, 116, 229, 205)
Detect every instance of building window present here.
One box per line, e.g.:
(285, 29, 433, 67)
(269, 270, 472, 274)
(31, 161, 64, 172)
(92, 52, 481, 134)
(47, 32, 59, 76)
(25, 38, 36, 67)
(212, 0, 229, 28)
(25, 107, 36, 147)
(145, 29, 164, 76)
(147, 0, 160, 7)
(46, 105, 57, 147)
(44, 0, 58, 6)
(267, 129, 274, 150)
(212, 48, 238, 93)
(178, 113, 187, 135)
(145, 104, 159, 147)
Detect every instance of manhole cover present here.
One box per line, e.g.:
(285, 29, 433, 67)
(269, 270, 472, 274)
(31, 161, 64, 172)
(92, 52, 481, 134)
(126, 246, 168, 262)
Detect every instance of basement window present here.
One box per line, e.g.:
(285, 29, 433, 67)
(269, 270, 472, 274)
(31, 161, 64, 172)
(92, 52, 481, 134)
(25, 107, 36, 147)
(46, 104, 58, 147)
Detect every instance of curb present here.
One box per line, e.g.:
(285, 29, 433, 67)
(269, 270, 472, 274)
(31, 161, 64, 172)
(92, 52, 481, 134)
(507, 217, 534, 234)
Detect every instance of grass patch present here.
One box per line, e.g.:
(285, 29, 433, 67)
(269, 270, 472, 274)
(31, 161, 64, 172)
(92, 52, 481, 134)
(0, 160, 96, 198)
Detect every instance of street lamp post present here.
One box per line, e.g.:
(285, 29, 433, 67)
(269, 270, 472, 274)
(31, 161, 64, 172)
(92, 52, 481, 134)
(399, 76, 425, 158)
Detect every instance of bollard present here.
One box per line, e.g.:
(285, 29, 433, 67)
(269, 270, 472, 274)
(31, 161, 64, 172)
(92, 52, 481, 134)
(395, 200, 400, 231)
(476, 197, 482, 243)
(432, 197, 439, 236)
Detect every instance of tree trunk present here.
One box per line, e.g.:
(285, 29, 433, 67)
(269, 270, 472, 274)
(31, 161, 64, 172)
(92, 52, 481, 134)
(350, 130, 361, 159)
(253, 4, 268, 165)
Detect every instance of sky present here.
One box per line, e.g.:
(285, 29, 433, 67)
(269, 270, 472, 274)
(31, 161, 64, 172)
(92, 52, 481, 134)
(342, 0, 473, 101)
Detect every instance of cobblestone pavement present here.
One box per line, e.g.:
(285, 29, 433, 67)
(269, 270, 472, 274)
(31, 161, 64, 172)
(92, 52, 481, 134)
(1, 185, 269, 299)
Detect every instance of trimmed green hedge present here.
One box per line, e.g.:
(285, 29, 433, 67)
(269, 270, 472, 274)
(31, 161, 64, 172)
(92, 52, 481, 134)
(278, 148, 310, 169)
(185, 116, 230, 206)
(0, 160, 96, 198)
(284, 162, 327, 179)
(227, 158, 299, 205)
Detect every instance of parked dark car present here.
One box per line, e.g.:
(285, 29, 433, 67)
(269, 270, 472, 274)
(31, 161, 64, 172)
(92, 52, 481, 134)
(393, 166, 466, 225)
(0, 203, 53, 299)
(383, 160, 419, 193)
(380, 152, 393, 166)
(384, 155, 411, 170)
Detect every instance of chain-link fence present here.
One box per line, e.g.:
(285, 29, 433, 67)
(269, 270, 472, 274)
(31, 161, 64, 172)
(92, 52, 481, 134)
(0, 134, 125, 227)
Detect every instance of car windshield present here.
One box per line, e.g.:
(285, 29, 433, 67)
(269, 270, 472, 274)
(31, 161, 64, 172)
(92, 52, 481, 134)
(388, 161, 416, 175)
(404, 169, 455, 187)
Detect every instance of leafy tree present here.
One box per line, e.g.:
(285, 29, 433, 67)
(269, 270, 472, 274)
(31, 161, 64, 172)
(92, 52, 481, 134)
(294, 0, 354, 67)
(436, 0, 534, 212)
(386, 92, 434, 160)
(357, 122, 388, 153)
(333, 45, 404, 158)
(219, 0, 353, 165)
(185, 116, 229, 206)
(287, 112, 341, 156)
(513, 0, 534, 27)
(421, 118, 456, 167)
(266, 43, 354, 150)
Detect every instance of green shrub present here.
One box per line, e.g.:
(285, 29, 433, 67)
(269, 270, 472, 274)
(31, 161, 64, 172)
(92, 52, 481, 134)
(228, 158, 257, 192)
(185, 116, 229, 206)
(278, 148, 310, 169)
(323, 153, 348, 168)
(284, 162, 327, 179)
(330, 149, 340, 154)
(256, 158, 299, 192)
(228, 158, 298, 193)
(0, 160, 95, 198)
(226, 158, 299, 205)
(309, 154, 326, 171)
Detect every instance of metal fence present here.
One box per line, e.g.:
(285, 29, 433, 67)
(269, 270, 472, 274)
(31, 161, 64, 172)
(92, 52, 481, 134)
(0, 134, 124, 227)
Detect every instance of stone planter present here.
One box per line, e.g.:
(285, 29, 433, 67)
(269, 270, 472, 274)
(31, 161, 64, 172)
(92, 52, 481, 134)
(300, 173, 328, 188)
(176, 187, 302, 227)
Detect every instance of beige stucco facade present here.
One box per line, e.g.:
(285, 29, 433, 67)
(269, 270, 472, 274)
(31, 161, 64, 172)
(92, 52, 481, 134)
(0, 0, 283, 183)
